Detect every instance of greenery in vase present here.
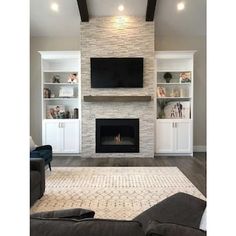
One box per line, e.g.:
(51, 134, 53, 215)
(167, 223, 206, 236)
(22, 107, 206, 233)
(157, 99, 171, 119)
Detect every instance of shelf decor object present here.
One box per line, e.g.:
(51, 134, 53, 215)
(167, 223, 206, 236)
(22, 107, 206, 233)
(52, 75, 60, 83)
(180, 72, 191, 83)
(47, 105, 65, 119)
(163, 72, 172, 83)
(59, 87, 74, 98)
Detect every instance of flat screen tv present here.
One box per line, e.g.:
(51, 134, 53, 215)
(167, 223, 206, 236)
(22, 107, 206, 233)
(91, 58, 143, 88)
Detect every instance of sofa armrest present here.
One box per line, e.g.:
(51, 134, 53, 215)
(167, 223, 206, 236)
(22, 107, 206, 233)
(30, 158, 45, 195)
(133, 192, 206, 230)
(30, 158, 45, 172)
(35, 145, 52, 151)
(30, 208, 95, 220)
(146, 220, 206, 236)
(30, 150, 41, 159)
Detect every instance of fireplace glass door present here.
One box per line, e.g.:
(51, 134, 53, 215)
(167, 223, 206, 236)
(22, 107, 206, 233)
(96, 119, 139, 153)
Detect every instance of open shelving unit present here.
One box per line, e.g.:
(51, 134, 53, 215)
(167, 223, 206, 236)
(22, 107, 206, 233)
(155, 51, 196, 156)
(39, 51, 81, 154)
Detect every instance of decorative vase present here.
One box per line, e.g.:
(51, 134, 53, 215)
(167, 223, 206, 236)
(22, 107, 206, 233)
(163, 72, 172, 83)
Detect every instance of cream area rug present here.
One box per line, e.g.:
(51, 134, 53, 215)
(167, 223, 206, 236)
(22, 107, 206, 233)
(31, 167, 205, 220)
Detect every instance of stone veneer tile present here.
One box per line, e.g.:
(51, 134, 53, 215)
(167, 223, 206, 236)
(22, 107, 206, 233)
(81, 17, 155, 157)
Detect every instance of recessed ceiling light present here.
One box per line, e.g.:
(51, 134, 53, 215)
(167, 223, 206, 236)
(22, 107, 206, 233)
(118, 5, 124, 12)
(51, 2, 59, 12)
(177, 2, 185, 11)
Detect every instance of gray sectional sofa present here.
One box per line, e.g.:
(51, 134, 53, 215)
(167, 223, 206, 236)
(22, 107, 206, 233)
(30, 192, 206, 236)
(30, 158, 45, 206)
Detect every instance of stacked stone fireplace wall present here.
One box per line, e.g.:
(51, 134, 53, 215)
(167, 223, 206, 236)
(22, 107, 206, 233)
(81, 17, 154, 157)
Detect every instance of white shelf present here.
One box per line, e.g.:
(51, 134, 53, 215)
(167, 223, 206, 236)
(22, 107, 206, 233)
(156, 51, 197, 59)
(44, 98, 78, 101)
(156, 97, 191, 99)
(157, 83, 191, 85)
(43, 70, 78, 73)
(157, 69, 191, 72)
(39, 51, 80, 59)
(44, 83, 78, 85)
(156, 118, 192, 121)
(43, 119, 80, 122)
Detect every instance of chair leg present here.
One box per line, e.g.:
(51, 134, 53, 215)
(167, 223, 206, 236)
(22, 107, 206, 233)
(48, 162, 52, 171)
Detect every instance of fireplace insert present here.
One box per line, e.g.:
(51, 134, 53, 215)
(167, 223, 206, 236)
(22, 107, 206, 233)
(96, 119, 139, 153)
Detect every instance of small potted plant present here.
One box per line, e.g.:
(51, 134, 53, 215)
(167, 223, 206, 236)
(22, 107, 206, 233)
(163, 72, 172, 83)
(157, 100, 170, 119)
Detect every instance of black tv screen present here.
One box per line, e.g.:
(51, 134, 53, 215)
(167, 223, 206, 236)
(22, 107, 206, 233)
(91, 58, 143, 88)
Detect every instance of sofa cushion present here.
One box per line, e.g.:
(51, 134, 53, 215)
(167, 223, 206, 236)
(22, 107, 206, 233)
(31, 208, 95, 220)
(133, 192, 206, 230)
(30, 218, 145, 236)
(199, 207, 206, 231)
(30, 171, 41, 189)
(146, 220, 206, 236)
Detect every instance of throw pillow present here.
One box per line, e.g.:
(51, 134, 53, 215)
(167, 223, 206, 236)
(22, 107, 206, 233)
(146, 220, 206, 236)
(30, 208, 95, 220)
(30, 136, 37, 152)
(199, 207, 206, 231)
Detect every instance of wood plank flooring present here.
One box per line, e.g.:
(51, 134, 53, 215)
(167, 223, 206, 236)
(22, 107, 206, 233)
(51, 152, 206, 197)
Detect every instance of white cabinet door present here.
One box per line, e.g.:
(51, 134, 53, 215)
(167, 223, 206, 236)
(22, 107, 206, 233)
(175, 121, 192, 153)
(156, 120, 192, 155)
(156, 121, 174, 153)
(43, 121, 62, 153)
(43, 120, 80, 153)
(62, 121, 80, 153)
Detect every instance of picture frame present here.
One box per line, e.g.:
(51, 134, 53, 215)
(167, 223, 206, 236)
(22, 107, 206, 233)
(67, 73, 78, 83)
(164, 101, 191, 119)
(180, 72, 191, 83)
(59, 87, 74, 97)
(47, 105, 65, 119)
(43, 88, 51, 98)
(157, 86, 166, 97)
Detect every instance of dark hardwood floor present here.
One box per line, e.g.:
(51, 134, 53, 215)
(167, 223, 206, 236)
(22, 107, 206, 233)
(51, 152, 206, 197)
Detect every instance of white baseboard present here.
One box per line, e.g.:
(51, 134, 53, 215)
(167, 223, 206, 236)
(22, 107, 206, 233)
(53, 153, 81, 157)
(193, 145, 206, 152)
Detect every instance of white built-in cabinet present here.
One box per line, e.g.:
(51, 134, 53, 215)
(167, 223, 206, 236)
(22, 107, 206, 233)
(39, 51, 81, 154)
(43, 120, 80, 153)
(156, 120, 192, 154)
(155, 51, 195, 156)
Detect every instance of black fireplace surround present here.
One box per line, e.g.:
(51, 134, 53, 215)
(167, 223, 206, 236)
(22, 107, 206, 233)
(96, 119, 139, 153)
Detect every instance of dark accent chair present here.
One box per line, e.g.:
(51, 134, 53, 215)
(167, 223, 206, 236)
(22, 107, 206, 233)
(30, 158, 45, 207)
(30, 192, 206, 236)
(30, 145, 53, 171)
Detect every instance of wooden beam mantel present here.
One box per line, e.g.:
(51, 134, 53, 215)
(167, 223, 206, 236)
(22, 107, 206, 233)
(76, 0, 89, 22)
(146, 0, 158, 21)
(84, 95, 152, 102)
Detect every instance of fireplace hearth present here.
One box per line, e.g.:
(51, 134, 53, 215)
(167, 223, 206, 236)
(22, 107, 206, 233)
(96, 119, 139, 153)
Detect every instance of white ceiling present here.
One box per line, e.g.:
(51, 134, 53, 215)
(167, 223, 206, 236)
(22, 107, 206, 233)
(30, 0, 206, 37)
